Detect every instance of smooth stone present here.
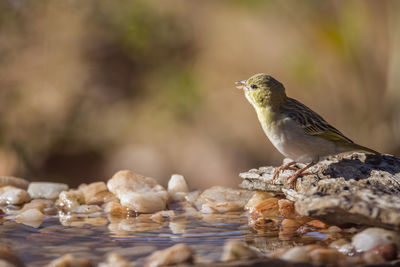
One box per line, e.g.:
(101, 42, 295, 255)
(0, 186, 30, 205)
(15, 208, 45, 228)
(145, 244, 193, 267)
(0, 176, 29, 190)
(167, 174, 189, 202)
(352, 227, 400, 252)
(107, 170, 168, 213)
(28, 182, 68, 199)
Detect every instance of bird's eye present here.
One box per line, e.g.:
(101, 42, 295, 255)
(250, 84, 258, 89)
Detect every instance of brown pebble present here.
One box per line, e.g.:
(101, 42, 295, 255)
(281, 218, 302, 229)
(254, 198, 279, 217)
(309, 248, 344, 265)
(278, 199, 295, 217)
(306, 219, 328, 229)
(367, 243, 397, 261)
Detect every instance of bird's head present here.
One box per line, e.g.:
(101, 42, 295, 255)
(235, 73, 286, 109)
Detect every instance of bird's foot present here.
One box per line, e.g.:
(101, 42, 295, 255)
(287, 162, 315, 189)
(272, 161, 297, 182)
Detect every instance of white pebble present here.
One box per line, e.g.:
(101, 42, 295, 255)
(352, 227, 400, 252)
(28, 182, 68, 199)
(167, 174, 189, 202)
(107, 170, 168, 213)
(0, 186, 30, 205)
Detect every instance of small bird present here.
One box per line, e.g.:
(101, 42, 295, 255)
(236, 73, 379, 188)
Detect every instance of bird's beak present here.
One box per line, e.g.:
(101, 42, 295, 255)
(235, 80, 247, 90)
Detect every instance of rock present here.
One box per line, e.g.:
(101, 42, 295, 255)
(0, 245, 25, 267)
(98, 253, 134, 267)
(167, 174, 189, 202)
(45, 254, 92, 267)
(352, 227, 400, 252)
(277, 199, 295, 218)
(309, 248, 345, 265)
(79, 182, 108, 204)
(15, 208, 45, 228)
(107, 170, 168, 213)
(221, 240, 260, 261)
(239, 153, 400, 229)
(72, 205, 101, 214)
(194, 186, 254, 213)
(306, 220, 328, 229)
(104, 201, 130, 216)
(0, 176, 29, 190)
(56, 190, 84, 212)
(245, 191, 275, 211)
(250, 198, 279, 217)
(28, 182, 68, 199)
(145, 244, 193, 267)
(329, 239, 354, 255)
(365, 243, 398, 262)
(150, 210, 175, 223)
(21, 199, 54, 213)
(0, 186, 30, 205)
(279, 247, 310, 263)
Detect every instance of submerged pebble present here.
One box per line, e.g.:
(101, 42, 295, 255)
(45, 254, 92, 267)
(107, 170, 168, 213)
(221, 240, 259, 261)
(98, 253, 134, 267)
(15, 208, 45, 228)
(145, 244, 193, 267)
(194, 186, 254, 213)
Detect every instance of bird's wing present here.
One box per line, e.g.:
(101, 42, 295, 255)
(283, 98, 354, 144)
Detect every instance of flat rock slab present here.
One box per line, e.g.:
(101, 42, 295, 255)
(239, 153, 400, 230)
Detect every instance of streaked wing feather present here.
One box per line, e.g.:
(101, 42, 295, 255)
(283, 98, 354, 144)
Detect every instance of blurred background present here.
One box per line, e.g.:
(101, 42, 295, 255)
(0, 0, 399, 189)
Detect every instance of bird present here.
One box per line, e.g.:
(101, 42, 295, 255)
(236, 73, 379, 188)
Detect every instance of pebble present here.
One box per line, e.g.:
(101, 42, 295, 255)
(245, 191, 274, 211)
(221, 240, 259, 261)
(79, 182, 108, 204)
(15, 208, 45, 228)
(107, 170, 168, 213)
(252, 198, 279, 218)
(0, 186, 30, 205)
(72, 205, 101, 214)
(352, 227, 400, 252)
(365, 243, 398, 262)
(195, 186, 254, 214)
(27, 182, 68, 199)
(45, 254, 92, 267)
(0, 176, 29, 190)
(145, 244, 193, 267)
(98, 253, 133, 267)
(306, 219, 328, 229)
(104, 201, 129, 216)
(167, 174, 189, 202)
(279, 246, 310, 263)
(309, 248, 344, 265)
(329, 239, 354, 255)
(21, 199, 54, 213)
(277, 199, 295, 217)
(150, 210, 175, 223)
(56, 190, 84, 211)
(0, 245, 25, 267)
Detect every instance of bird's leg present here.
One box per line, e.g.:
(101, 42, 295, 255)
(272, 161, 297, 182)
(287, 162, 316, 189)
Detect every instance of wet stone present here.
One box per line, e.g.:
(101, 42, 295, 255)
(0, 186, 30, 205)
(28, 182, 68, 200)
(107, 170, 168, 213)
(145, 244, 193, 267)
(194, 186, 254, 213)
(15, 208, 45, 228)
(0, 176, 29, 190)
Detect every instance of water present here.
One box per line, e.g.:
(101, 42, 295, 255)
(0, 211, 329, 266)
